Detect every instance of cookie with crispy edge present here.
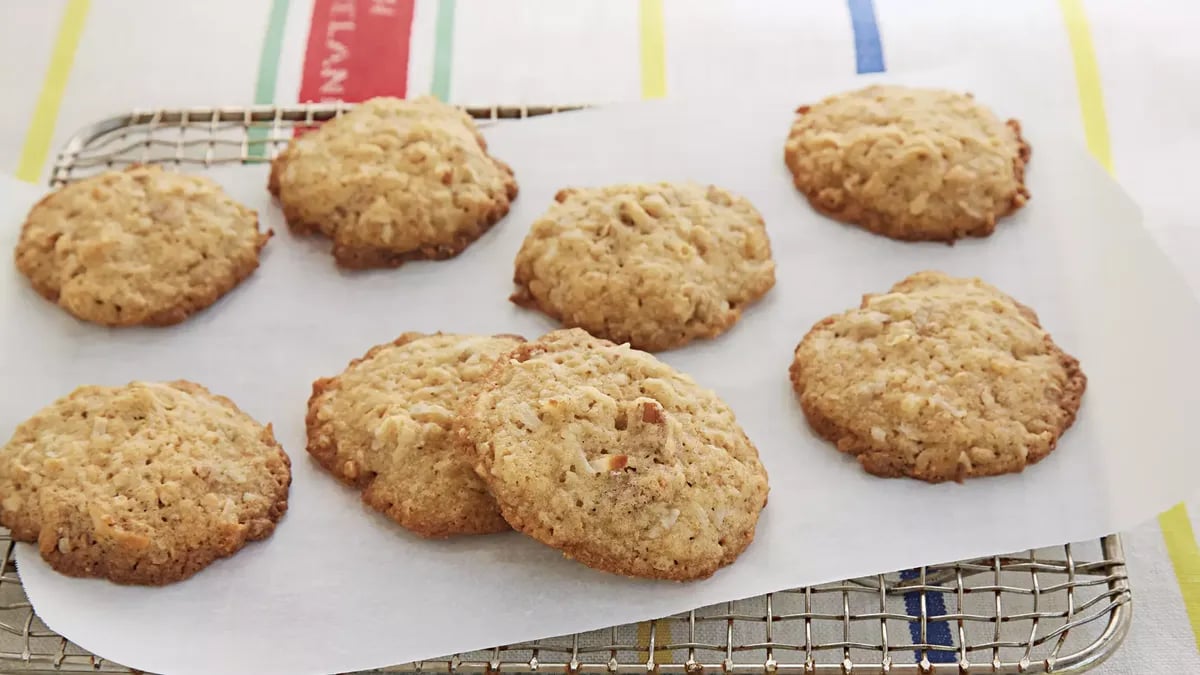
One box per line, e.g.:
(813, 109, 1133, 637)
(783, 85, 1030, 242)
(511, 182, 776, 352)
(306, 332, 522, 537)
(0, 380, 291, 585)
(15, 165, 269, 326)
(789, 271, 1085, 482)
(269, 96, 517, 269)
(456, 328, 769, 580)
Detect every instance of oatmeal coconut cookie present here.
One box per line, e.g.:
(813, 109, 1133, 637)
(790, 271, 1085, 482)
(784, 85, 1030, 241)
(0, 381, 291, 584)
(269, 96, 517, 268)
(457, 328, 769, 580)
(15, 166, 268, 326)
(511, 183, 775, 351)
(306, 332, 523, 537)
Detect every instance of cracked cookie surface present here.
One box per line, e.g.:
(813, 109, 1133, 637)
(307, 332, 522, 537)
(0, 381, 291, 585)
(16, 165, 268, 326)
(790, 271, 1085, 482)
(456, 328, 769, 580)
(269, 96, 517, 268)
(511, 182, 775, 352)
(784, 85, 1030, 241)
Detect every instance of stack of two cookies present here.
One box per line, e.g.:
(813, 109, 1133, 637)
(308, 328, 769, 580)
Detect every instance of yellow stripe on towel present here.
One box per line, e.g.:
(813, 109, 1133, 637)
(635, 0, 669, 659)
(16, 0, 90, 183)
(1160, 504, 1200, 649)
(639, 0, 666, 99)
(1059, 0, 1112, 172)
(635, 618, 673, 665)
(1060, 0, 1200, 650)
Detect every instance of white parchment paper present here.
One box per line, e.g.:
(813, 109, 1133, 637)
(4, 69, 1200, 675)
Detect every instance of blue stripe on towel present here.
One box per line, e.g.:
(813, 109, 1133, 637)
(846, 0, 886, 74)
(845, 4, 953, 661)
(899, 569, 957, 663)
(845, 4, 954, 660)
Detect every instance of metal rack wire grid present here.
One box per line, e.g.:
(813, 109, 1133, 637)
(0, 104, 1131, 675)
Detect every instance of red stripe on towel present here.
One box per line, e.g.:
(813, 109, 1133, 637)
(299, 0, 416, 103)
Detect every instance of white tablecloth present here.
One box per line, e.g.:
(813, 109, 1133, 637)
(1, 1, 1198, 672)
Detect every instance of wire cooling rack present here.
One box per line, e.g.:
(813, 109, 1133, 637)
(1, 104, 1132, 675)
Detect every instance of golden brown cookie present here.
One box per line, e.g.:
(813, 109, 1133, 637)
(15, 166, 269, 326)
(783, 85, 1030, 242)
(789, 271, 1085, 482)
(269, 96, 517, 269)
(0, 381, 291, 585)
(511, 183, 776, 352)
(456, 328, 769, 580)
(306, 332, 522, 538)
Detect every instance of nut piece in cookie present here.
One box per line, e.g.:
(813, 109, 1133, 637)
(789, 271, 1085, 482)
(783, 85, 1030, 242)
(511, 182, 776, 351)
(15, 166, 269, 326)
(0, 381, 291, 585)
(456, 328, 770, 580)
(269, 96, 518, 269)
(306, 332, 523, 538)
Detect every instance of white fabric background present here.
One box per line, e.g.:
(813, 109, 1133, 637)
(1, 1, 1199, 672)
